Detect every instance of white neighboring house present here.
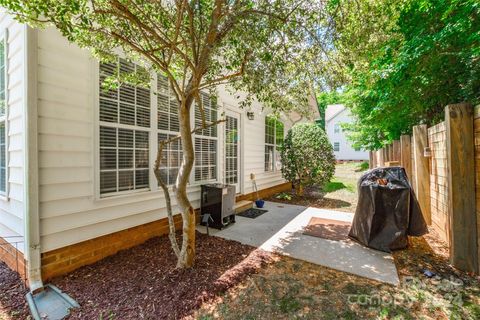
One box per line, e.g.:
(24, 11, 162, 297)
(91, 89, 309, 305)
(325, 104, 369, 161)
(0, 13, 319, 288)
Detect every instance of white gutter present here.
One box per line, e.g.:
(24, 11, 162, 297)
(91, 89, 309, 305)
(23, 25, 42, 292)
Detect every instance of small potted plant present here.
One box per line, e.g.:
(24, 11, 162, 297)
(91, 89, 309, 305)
(255, 199, 265, 208)
(251, 173, 265, 208)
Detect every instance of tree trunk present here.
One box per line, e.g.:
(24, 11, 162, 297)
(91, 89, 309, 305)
(175, 97, 196, 268)
(296, 183, 304, 196)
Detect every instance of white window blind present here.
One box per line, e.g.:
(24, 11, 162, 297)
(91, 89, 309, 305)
(265, 116, 284, 172)
(194, 93, 218, 182)
(0, 34, 7, 195)
(99, 59, 150, 196)
(334, 142, 340, 151)
(157, 75, 183, 186)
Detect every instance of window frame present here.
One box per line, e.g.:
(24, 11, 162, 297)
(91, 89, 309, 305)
(264, 116, 284, 173)
(0, 29, 8, 200)
(94, 60, 220, 199)
(157, 74, 183, 186)
(191, 92, 219, 185)
(333, 142, 340, 152)
(334, 123, 340, 134)
(96, 58, 153, 198)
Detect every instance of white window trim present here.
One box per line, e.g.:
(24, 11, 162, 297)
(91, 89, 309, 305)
(93, 60, 220, 200)
(334, 142, 340, 152)
(264, 116, 283, 173)
(190, 94, 220, 185)
(0, 28, 9, 201)
(156, 73, 184, 187)
(223, 108, 242, 192)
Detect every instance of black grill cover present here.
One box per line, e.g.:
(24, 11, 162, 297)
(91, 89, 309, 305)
(348, 167, 428, 252)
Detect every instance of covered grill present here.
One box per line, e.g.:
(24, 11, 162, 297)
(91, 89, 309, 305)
(349, 167, 428, 252)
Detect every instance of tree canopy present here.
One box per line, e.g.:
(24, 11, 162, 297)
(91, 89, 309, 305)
(0, 0, 333, 267)
(3, 0, 330, 115)
(328, 0, 480, 150)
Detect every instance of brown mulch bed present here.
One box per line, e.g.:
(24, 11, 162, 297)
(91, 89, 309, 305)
(0, 262, 29, 319)
(0, 232, 270, 320)
(265, 186, 353, 211)
(50, 231, 270, 319)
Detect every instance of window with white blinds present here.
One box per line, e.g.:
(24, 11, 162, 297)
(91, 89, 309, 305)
(333, 142, 340, 152)
(265, 116, 284, 172)
(99, 59, 150, 196)
(98, 60, 219, 195)
(157, 75, 182, 186)
(194, 93, 218, 182)
(0, 34, 7, 195)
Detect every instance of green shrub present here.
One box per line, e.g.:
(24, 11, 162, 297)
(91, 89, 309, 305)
(276, 192, 293, 201)
(280, 123, 335, 195)
(357, 161, 369, 172)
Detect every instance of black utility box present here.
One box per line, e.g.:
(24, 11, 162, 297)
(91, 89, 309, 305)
(200, 184, 236, 229)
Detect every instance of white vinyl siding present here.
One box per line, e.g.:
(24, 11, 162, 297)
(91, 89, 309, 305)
(0, 32, 6, 194)
(99, 59, 150, 196)
(0, 15, 26, 247)
(35, 27, 294, 253)
(194, 93, 218, 182)
(264, 116, 284, 172)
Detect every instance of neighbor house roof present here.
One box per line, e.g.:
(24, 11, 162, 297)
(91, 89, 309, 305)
(325, 104, 346, 123)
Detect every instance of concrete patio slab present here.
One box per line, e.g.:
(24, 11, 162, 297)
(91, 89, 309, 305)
(197, 201, 400, 285)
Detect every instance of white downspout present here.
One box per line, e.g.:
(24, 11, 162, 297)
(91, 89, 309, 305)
(23, 25, 42, 292)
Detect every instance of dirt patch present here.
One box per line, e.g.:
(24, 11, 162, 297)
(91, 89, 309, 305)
(265, 186, 354, 211)
(0, 262, 29, 320)
(265, 163, 364, 213)
(47, 232, 270, 319)
(195, 230, 480, 320)
(303, 217, 351, 242)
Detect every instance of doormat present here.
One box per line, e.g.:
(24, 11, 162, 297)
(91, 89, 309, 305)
(303, 217, 352, 242)
(237, 208, 268, 219)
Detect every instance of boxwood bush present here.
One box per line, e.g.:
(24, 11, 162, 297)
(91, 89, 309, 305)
(280, 123, 335, 195)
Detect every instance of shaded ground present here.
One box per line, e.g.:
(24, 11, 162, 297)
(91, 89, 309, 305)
(0, 233, 271, 320)
(51, 232, 270, 319)
(265, 162, 365, 213)
(0, 262, 29, 320)
(1, 229, 479, 320)
(194, 230, 480, 320)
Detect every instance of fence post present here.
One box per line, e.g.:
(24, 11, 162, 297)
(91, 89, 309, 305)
(446, 103, 478, 273)
(379, 148, 385, 167)
(400, 135, 412, 180)
(369, 151, 374, 169)
(393, 140, 401, 162)
(413, 124, 431, 225)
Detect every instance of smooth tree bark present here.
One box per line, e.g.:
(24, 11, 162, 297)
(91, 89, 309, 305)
(176, 98, 196, 267)
(3, 0, 332, 268)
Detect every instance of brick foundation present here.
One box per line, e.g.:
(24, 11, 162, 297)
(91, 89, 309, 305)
(0, 237, 27, 281)
(236, 182, 292, 202)
(41, 215, 183, 280)
(40, 182, 291, 280)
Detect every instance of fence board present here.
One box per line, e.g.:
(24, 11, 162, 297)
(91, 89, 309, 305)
(413, 124, 431, 225)
(446, 103, 478, 273)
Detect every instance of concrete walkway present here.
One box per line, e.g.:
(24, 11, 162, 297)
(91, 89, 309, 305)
(197, 201, 399, 285)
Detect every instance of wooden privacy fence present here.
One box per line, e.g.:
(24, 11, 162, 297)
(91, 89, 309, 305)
(369, 103, 480, 274)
